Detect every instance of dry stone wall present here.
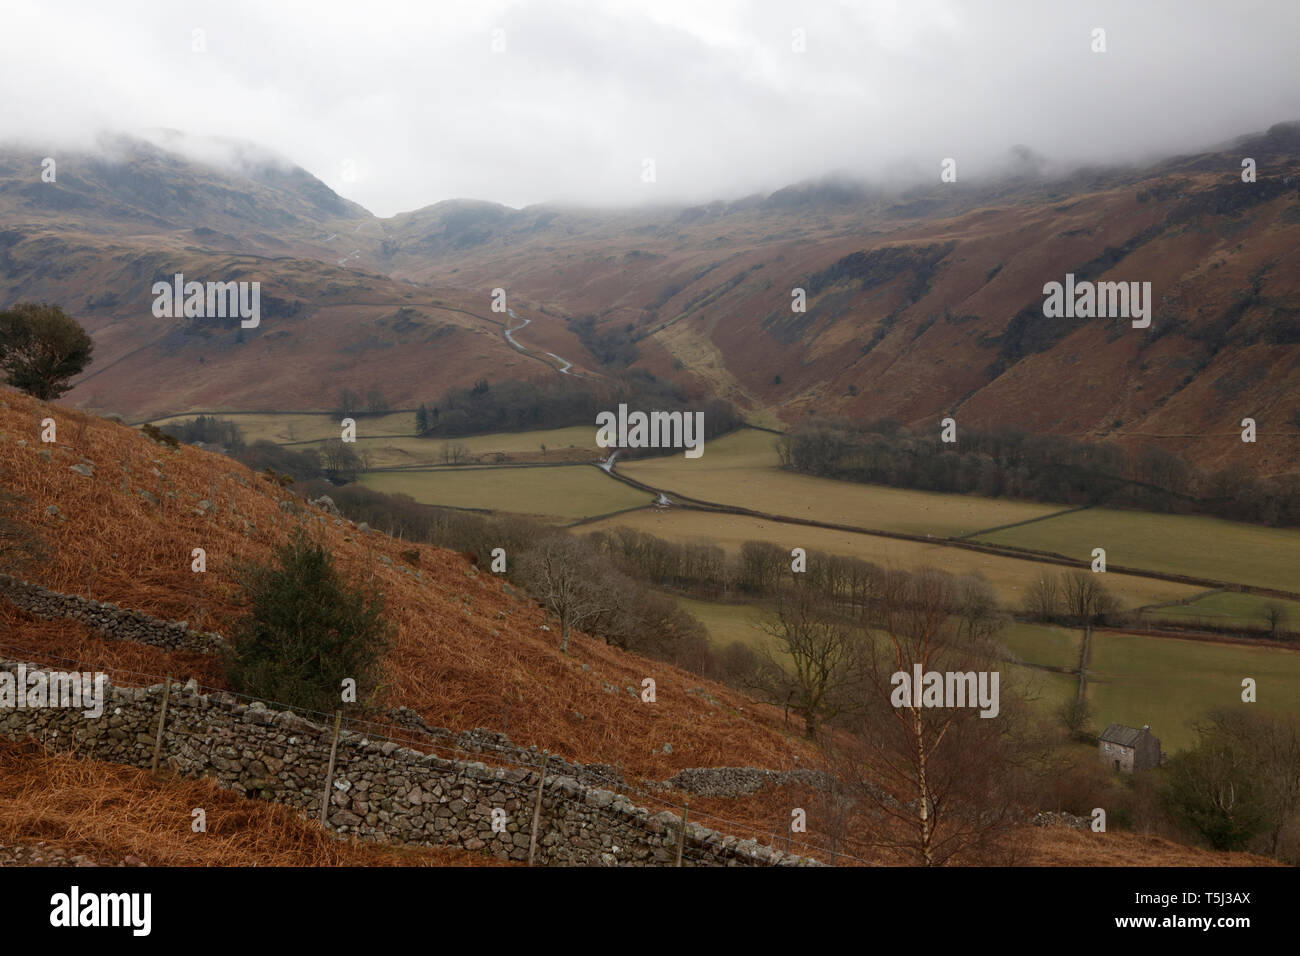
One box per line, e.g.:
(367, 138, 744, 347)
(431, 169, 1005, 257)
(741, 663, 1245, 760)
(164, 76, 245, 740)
(0, 573, 226, 654)
(662, 767, 833, 797)
(0, 658, 820, 866)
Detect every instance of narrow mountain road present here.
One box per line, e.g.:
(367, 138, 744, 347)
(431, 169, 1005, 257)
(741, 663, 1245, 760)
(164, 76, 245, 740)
(503, 309, 528, 348)
(504, 308, 574, 375)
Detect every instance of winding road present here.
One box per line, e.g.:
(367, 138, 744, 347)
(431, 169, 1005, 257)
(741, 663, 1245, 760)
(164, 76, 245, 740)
(505, 308, 574, 375)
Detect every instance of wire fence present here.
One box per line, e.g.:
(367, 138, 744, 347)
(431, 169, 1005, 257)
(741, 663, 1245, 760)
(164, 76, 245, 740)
(0, 637, 880, 866)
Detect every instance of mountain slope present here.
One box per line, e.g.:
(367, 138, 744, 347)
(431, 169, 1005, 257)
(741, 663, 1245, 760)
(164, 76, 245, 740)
(1, 125, 1298, 470)
(0, 386, 808, 780)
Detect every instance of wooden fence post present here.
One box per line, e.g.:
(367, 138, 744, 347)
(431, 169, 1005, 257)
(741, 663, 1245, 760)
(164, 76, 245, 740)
(150, 675, 172, 775)
(319, 711, 342, 826)
(528, 751, 549, 866)
(675, 801, 689, 867)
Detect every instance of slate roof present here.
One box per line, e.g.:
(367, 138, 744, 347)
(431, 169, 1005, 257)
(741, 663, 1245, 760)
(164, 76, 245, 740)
(1099, 724, 1149, 747)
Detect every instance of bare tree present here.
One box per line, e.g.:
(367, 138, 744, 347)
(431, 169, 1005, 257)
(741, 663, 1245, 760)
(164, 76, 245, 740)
(336, 388, 362, 418)
(515, 535, 620, 653)
(1176, 710, 1300, 860)
(440, 441, 471, 465)
(1263, 603, 1288, 638)
(1023, 570, 1061, 620)
(1061, 571, 1118, 625)
(953, 573, 1007, 644)
(835, 569, 1031, 865)
(1058, 698, 1095, 739)
(319, 439, 362, 483)
(753, 585, 860, 739)
(738, 539, 787, 596)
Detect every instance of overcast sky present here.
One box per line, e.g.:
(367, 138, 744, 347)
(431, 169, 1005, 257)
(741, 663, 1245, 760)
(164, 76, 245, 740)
(2, 0, 1298, 216)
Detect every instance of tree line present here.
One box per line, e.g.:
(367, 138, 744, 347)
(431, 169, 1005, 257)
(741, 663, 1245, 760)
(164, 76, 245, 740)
(778, 419, 1300, 527)
(293, 480, 741, 681)
(414, 370, 743, 456)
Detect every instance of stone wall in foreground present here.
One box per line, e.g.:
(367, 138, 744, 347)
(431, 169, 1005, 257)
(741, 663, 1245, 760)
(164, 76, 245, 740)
(0, 658, 819, 866)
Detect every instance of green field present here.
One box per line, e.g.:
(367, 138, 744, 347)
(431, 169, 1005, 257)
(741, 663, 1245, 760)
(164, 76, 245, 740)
(583, 508, 1205, 608)
(976, 508, 1300, 594)
(150, 412, 600, 467)
(1010, 665, 1079, 717)
(150, 410, 416, 444)
(1141, 591, 1300, 629)
(675, 595, 778, 656)
(676, 593, 1300, 745)
(1086, 631, 1300, 751)
(297, 425, 599, 469)
(358, 464, 648, 520)
(677, 594, 1077, 717)
(998, 622, 1081, 670)
(619, 428, 1066, 538)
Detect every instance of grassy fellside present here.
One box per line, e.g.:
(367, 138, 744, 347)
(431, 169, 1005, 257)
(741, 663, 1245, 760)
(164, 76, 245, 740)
(619, 428, 1066, 537)
(581, 508, 1205, 608)
(359, 464, 649, 520)
(1086, 630, 1300, 752)
(149, 410, 415, 444)
(977, 508, 1300, 594)
(1139, 591, 1300, 629)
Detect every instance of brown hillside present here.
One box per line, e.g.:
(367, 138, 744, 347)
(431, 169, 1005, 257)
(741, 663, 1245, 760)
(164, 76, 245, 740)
(5, 128, 1299, 471)
(1, 389, 1284, 867)
(0, 387, 812, 782)
(0, 739, 511, 867)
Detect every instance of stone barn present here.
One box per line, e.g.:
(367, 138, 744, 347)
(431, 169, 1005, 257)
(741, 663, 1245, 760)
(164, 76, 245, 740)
(1099, 723, 1161, 773)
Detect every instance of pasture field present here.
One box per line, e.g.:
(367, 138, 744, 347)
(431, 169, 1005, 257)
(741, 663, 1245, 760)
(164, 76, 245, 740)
(293, 425, 599, 469)
(359, 464, 649, 520)
(675, 595, 778, 656)
(150, 410, 415, 444)
(998, 622, 1081, 671)
(581, 509, 1205, 608)
(620, 428, 1067, 538)
(427, 425, 597, 457)
(1009, 665, 1078, 717)
(676, 594, 1077, 718)
(975, 508, 1300, 593)
(1139, 591, 1300, 629)
(150, 412, 599, 466)
(1086, 631, 1300, 751)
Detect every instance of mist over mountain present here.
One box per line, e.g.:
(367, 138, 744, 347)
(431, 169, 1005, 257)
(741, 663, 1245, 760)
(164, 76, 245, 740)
(2, 122, 1296, 478)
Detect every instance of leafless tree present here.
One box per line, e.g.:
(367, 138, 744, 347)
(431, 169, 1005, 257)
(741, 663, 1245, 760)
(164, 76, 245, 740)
(1061, 571, 1118, 624)
(738, 539, 787, 595)
(753, 585, 861, 739)
(515, 535, 620, 653)
(336, 388, 362, 418)
(953, 573, 1007, 643)
(1023, 570, 1061, 619)
(319, 438, 361, 483)
(440, 441, 471, 465)
(1188, 710, 1300, 860)
(1263, 603, 1288, 638)
(834, 569, 1032, 865)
